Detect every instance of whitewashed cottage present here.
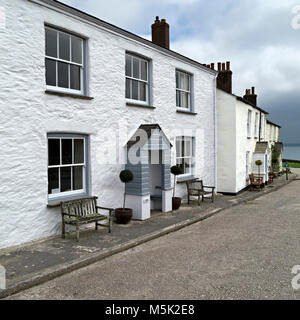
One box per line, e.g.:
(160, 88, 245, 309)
(0, 0, 218, 249)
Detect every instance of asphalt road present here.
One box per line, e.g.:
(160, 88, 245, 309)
(7, 180, 300, 300)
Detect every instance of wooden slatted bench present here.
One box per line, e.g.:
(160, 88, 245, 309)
(186, 179, 215, 205)
(60, 196, 113, 241)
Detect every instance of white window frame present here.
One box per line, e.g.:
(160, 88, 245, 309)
(260, 115, 265, 140)
(45, 26, 85, 95)
(247, 110, 252, 138)
(176, 70, 192, 111)
(125, 53, 149, 105)
(47, 135, 88, 201)
(176, 136, 194, 177)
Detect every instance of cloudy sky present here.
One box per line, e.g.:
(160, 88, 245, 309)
(60, 0, 299, 144)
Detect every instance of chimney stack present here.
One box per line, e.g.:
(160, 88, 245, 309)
(151, 16, 170, 49)
(215, 61, 232, 94)
(243, 86, 257, 106)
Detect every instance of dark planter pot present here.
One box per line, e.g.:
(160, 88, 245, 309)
(115, 208, 133, 224)
(172, 197, 182, 210)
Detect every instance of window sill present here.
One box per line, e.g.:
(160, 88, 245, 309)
(126, 102, 155, 109)
(45, 90, 94, 100)
(177, 175, 197, 183)
(176, 109, 197, 115)
(47, 194, 91, 207)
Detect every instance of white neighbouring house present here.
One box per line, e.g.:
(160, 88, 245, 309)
(0, 0, 218, 249)
(207, 62, 282, 194)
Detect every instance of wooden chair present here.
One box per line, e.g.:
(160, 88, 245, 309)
(268, 171, 274, 183)
(186, 179, 215, 205)
(248, 174, 263, 191)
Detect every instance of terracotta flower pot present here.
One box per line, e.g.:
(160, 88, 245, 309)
(172, 197, 181, 210)
(115, 208, 133, 224)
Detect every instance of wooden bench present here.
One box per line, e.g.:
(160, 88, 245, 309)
(186, 179, 215, 205)
(249, 173, 263, 191)
(61, 197, 113, 241)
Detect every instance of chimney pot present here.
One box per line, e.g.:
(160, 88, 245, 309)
(216, 61, 233, 94)
(222, 63, 226, 71)
(217, 62, 221, 71)
(251, 86, 255, 94)
(226, 61, 230, 71)
(211, 63, 215, 70)
(151, 16, 170, 49)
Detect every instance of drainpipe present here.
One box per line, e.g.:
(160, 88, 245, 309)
(213, 74, 218, 192)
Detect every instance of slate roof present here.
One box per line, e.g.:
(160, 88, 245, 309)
(127, 124, 172, 148)
(254, 142, 269, 154)
(267, 120, 281, 128)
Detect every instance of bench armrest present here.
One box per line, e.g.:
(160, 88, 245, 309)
(203, 186, 215, 190)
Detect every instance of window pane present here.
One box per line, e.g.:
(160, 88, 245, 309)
(74, 139, 84, 164)
(141, 61, 147, 81)
(132, 57, 139, 79)
(176, 139, 181, 157)
(45, 59, 56, 86)
(125, 55, 132, 77)
(70, 65, 81, 90)
(184, 139, 191, 157)
(48, 139, 60, 165)
(60, 167, 71, 192)
(181, 92, 189, 108)
(176, 71, 180, 89)
(62, 139, 72, 164)
(45, 28, 57, 58)
(73, 166, 83, 190)
(48, 168, 59, 194)
(176, 90, 181, 107)
(181, 73, 189, 91)
(58, 62, 69, 88)
(184, 74, 190, 91)
(132, 80, 138, 100)
(184, 159, 191, 174)
(126, 78, 131, 99)
(59, 32, 70, 61)
(139, 82, 146, 102)
(71, 36, 82, 64)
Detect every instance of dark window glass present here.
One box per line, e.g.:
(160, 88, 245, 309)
(70, 65, 81, 90)
(176, 71, 180, 89)
(176, 90, 181, 107)
(74, 139, 84, 164)
(132, 57, 139, 79)
(141, 61, 147, 81)
(45, 59, 56, 86)
(139, 82, 146, 102)
(58, 62, 69, 88)
(48, 168, 59, 194)
(125, 55, 132, 77)
(60, 167, 71, 192)
(73, 166, 83, 190)
(59, 32, 70, 61)
(45, 28, 57, 58)
(62, 139, 72, 164)
(126, 78, 131, 99)
(132, 80, 138, 100)
(71, 37, 82, 64)
(48, 139, 60, 165)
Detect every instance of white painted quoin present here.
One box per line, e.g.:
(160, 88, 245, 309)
(0, 0, 217, 248)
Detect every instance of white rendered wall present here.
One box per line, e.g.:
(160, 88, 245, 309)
(0, 0, 216, 248)
(216, 89, 237, 193)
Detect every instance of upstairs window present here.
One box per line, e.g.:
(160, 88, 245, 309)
(247, 110, 252, 137)
(45, 27, 85, 94)
(176, 70, 191, 110)
(125, 53, 149, 104)
(176, 136, 194, 176)
(48, 134, 88, 200)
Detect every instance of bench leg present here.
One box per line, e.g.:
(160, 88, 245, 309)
(211, 192, 214, 203)
(108, 211, 112, 233)
(188, 193, 190, 204)
(198, 192, 201, 206)
(76, 223, 79, 242)
(95, 222, 98, 230)
(62, 220, 65, 239)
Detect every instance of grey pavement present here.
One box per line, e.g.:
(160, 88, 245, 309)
(0, 172, 298, 299)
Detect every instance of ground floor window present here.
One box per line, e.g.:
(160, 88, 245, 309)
(176, 136, 194, 176)
(48, 134, 87, 200)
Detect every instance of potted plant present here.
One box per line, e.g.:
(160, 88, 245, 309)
(115, 169, 134, 224)
(255, 160, 263, 182)
(171, 165, 183, 210)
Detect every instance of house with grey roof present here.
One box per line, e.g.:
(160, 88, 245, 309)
(0, 0, 218, 248)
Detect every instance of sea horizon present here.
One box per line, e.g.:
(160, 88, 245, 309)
(283, 143, 300, 161)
